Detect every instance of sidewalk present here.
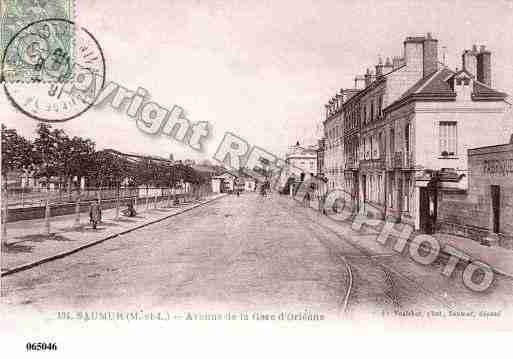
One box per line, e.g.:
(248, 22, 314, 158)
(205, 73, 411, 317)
(434, 233, 513, 278)
(1, 193, 226, 276)
(293, 195, 513, 279)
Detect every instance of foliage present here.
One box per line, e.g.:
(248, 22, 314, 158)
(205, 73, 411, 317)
(1, 124, 35, 178)
(2, 123, 210, 189)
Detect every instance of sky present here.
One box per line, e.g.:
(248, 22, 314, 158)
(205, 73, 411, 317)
(2, 0, 513, 161)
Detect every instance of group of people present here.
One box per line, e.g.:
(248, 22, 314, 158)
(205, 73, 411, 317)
(88, 199, 137, 229)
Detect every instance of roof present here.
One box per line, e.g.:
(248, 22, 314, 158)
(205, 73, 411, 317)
(472, 81, 508, 100)
(342, 64, 406, 108)
(214, 171, 237, 179)
(385, 66, 508, 112)
(104, 149, 175, 165)
(391, 68, 455, 104)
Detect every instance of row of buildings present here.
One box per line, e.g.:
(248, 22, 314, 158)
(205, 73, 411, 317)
(316, 33, 513, 243)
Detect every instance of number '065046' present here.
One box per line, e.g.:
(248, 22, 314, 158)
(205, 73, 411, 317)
(26, 342, 58, 351)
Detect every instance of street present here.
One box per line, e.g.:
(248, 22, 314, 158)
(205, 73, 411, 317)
(2, 193, 513, 324)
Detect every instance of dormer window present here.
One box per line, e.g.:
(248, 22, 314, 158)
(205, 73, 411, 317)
(452, 71, 473, 100)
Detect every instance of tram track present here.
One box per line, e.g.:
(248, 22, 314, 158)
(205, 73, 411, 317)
(276, 198, 458, 315)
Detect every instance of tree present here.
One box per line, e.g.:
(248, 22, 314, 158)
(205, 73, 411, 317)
(1, 124, 35, 182)
(88, 150, 128, 189)
(1, 125, 36, 242)
(61, 136, 96, 196)
(33, 123, 65, 184)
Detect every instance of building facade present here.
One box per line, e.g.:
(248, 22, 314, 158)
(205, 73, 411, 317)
(323, 92, 345, 189)
(332, 33, 512, 233)
(384, 45, 512, 232)
(437, 141, 513, 248)
(285, 141, 318, 179)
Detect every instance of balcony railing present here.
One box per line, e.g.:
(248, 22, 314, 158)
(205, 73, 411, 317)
(359, 157, 385, 171)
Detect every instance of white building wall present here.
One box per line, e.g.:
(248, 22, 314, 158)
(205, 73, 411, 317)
(414, 101, 512, 172)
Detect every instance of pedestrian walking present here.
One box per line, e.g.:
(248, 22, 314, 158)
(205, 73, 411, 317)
(303, 190, 311, 208)
(89, 200, 102, 229)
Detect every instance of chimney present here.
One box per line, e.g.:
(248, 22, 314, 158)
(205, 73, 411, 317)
(364, 68, 373, 87)
(335, 94, 342, 110)
(375, 57, 384, 77)
(423, 32, 438, 77)
(404, 35, 424, 74)
(382, 57, 394, 74)
(354, 75, 365, 89)
(461, 46, 477, 78)
(476, 45, 491, 86)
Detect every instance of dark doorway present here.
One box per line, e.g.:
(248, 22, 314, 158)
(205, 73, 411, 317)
(354, 172, 359, 212)
(419, 187, 436, 234)
(491, 185, 500, 234)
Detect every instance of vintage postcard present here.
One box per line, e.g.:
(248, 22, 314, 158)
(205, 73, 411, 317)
(1, 0, 513, 357)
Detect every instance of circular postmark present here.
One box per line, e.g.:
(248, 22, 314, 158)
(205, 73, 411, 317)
(1, 18, 106, 122)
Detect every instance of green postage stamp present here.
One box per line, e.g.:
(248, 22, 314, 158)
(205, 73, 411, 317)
(1, 0, 75, 82)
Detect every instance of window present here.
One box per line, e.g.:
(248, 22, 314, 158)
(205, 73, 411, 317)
(378, 132, 384, 158)
(370, 101, 374, 122)
(405, 123, 410, 153)
(439, 121, 457, 156)
(378, 96, 383, 118)
(389, 128, 395, 155)
(388, 176, 394, 207)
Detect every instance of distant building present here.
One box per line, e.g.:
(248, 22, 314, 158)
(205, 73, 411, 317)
(211, 171, 257, 193)
(212, 172, 236, 193)
(316, 137, 326, 177)
(285, 141, 318, 180)
(244, 177, 257, 192)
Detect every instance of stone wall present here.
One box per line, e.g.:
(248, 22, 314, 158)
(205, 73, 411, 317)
(6, 194, 193, 223)
(437, 143, 513, 248)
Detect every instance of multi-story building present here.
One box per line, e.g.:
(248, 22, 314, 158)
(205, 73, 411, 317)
(323, 91, 345, 189)
(316, 137, 326, 177)
(384, 45, 511, 232)
(285, 141, 318, 179)
(339, 33, 512, 233)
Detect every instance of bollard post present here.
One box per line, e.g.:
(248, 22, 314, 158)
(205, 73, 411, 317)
(74, 195, 81, 227)
(44, 197, 51, 236)
(115, 187, 120, 220)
